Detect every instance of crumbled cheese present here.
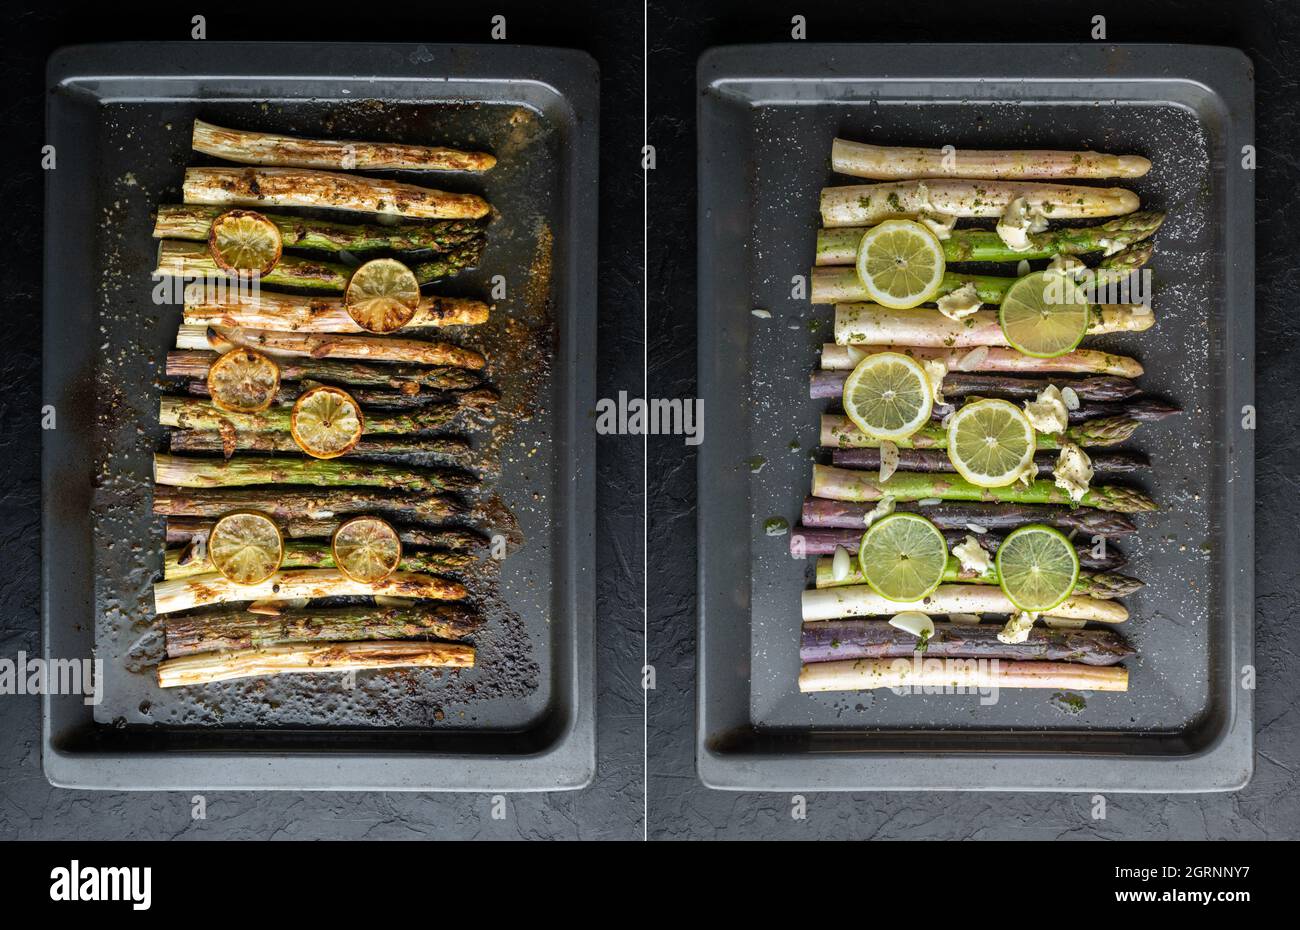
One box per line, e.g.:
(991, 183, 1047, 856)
(1016, 461, 1040, 487)
(1054, 441, 1094, 504)
(952, 535, 992, 575)
(1098, 236, 1125, 257)
(831, 545, 851, 582)
(751, 308, 771, 319)
(947, 613, 981, 626)
(878, 440, 899, 483)
(965, 522, 988, 535)
(862, 495, 896, 528)
(936, 282, 982, 322)
(997, 611, 1040, 644)
(922, 359, 948, 405)
(995, 197, 1048, 252)
(1046, 255, 1089, 280)
(1023, 384, 1069, 435)
(1016, 259, 1031, 278)
(1060, 386, 1081, 411)
(888, 612, 935, 641)
(917, 210, 957, 240)
(956, 346, 989, 371)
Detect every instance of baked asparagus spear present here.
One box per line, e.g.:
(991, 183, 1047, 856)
(153, 486, 464, 524)
(153, 453, 476, 494)
(164, 516, 485, 551)
(191, 119, 497, 172)
(179, 324, 486, 369)
(166, 350, 484, 391)
(158, 640, 475, 688)
(154, 569, 467, 614)
(164, 540, 474, 581)
(182, 286, 489, 331)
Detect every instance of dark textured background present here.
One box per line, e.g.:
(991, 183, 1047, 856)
(1, 1, 644, 839)
(648, 0, 1299, 839)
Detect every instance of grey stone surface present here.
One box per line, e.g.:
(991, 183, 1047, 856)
(0, 2, 644, 840)
(647, 0, 1300, 839)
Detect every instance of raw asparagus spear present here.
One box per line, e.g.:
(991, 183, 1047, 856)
(813, 244, 1151, 303)
(154, 203, 487, 253)
(829, 139, 1151, 182)
(160, 396, 461, 435)
(180, 324, 486, 369)
(821, 413, 1141, 449)
(820, 179, 1140, 227)
(168, 430, 473, 459)
(165, 516, 485, 551)
(809, 370, 1141, 402)
(798, 658, 1128, 693)
(815, 211, 1166, 265)
(191, 119, 497, 172)
(932, 397, 1178, 426)
(163, 603, 482, 657)
(800, 620, 1135, 665)
(182, 286, 490, 331)
(813, 555, 1142, 600)
(164, 540, 474, 581)
(791, 525, 1127, 571)
(158, 640, 475, 688)
(820, 344, 1144, 378)
(154, 453, 476, 494)
(153, 486, 464, 524)
(832, 303, 1154, 347)
(812, 464, 1157, 512)
(157, 239, 483, 292)
(154, 569, 467, 614)
(831, 447, 1150, 477)
(183, 166, 490, 220)
(801, 583, 1128, 624)
(801, 497, 1138, 536)
(166, 350, 484, 391)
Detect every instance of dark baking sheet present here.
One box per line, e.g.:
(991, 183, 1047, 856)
(43, 42, 597, 790)
(696, 44, 1254, 792)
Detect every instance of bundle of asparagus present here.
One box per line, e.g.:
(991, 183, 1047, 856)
(791, 140, 1169, 696)
(149, 119, 509, 689)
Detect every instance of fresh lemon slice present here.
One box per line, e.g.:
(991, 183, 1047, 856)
(206, 347, 281, 413)
(208, 511, 284, 586)
(345, 258, 420, 333)
(290, 386, 364, 459)
(945, 398, 1037, 488)
(998, 269, 1092, 358)
(996, 524, 1080, 613)
(332, 516, 403, 584)
(208, 210, 282, 276)
(841, 351, 933, 441)
(857, 512, 949, 603)
(855, 218, 946, 309)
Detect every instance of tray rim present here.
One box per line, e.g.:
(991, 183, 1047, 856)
(695, 42, 1255, 793)
(42, 41, 599, 792)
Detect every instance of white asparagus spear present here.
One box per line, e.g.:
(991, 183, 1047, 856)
(176, 323, 486, 369)
(798, 657, 1129, 693)
(820, 344, 1144, 378)
(820, 179, 1139, 227)
(183, 166, 490, 220)
(192, 119, 497, 172)
(834, 303, 1154, 348)
(154, 569, 466, 615)
(158, 640, 476, 688)
(183, 287, 489, 332)
(801, 584, 1129, 624)
(830, 139, 1151, 181)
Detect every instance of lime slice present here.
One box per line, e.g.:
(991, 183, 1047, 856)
(206, 347, 281, 413)
(332, 516, 402, 584)
(208, 210, 282, 276)
(345, 258, 420, 333)
(208, 511, 284, 586)
(290, 386, 364, 459)
(855, 219, 946, 309)
(857, 512, 948, 602)
(946, 398, 1037, 488)
(998, 270, 1091, 358)
(995, 524, 1080, 613)
(842, 351, 933, 441)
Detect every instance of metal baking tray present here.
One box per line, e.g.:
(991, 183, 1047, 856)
(696, 43, 1254, 792)
(43, 42, 598, 791)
